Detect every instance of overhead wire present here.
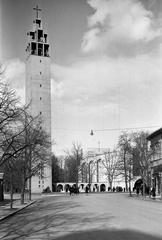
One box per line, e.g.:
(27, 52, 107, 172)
(53, 125, 162, 132)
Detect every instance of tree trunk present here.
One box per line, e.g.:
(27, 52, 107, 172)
(110, 181, 112, 191)
(10, 181, 13, 209)
(143, 177, 145, 198)
(125, 175, 128, 191)
(123, 152, 128, 191)
(21, 178, 25, 204)
(129, 172, 132, 197)
(29, 147, 32, 201)
(29, 177, 31, 201)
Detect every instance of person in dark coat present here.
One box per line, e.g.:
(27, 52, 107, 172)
(136, 186, 140, 196)
(69, 186, 73, 196)
(85, 186, 89, 195)
(152, 187, 156, 198)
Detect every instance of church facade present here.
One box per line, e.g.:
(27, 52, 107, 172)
(25, 6, 52, 193)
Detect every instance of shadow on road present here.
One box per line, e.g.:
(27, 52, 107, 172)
(1, 196, 162, 240)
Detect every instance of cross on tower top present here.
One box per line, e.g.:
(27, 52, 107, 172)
(33, 5, 41, 18)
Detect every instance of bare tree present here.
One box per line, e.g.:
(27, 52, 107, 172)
(102, 149, 119, 190)
(0, 106, 33, 167)
(131, 131, 151, 197)
(0, 65, 19, 131)
(2, 110, 52, 204)
(64, 141, 83, 187)
(0, 65, 52, 203)
(117, 131, 133, 192)
(20, 113, 52, 203)
(52, 155, 65, 186)
(117, 130, 152, 196)
(0, 64, 29, 167)
(2, 157, 20, 208)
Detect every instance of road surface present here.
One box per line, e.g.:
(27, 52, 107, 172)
(0, 193, 162, 240)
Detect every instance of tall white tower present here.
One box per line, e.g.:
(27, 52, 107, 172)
(25, 6, 52, 193)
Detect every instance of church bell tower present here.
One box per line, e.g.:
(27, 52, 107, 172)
(25, 6, 52, 193)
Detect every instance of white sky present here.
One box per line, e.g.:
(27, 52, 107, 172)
(1, 0, 162, 155)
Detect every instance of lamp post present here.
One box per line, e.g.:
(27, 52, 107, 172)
(128, 154, 132, 196)
(88, 160, 93, 192)
(76, 148, 83, 189)
(81, 161, 86, 182)
(97, 159, 101, 183)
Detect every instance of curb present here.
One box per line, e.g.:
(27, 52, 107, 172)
(0, 200, 37, 221)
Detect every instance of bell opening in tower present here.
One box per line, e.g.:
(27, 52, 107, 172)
(44, 44, 49, 57)
(31, 42, 36, 55)
(44, 34, 47, 43)
(30, 31, 35, 40)
(33, 19, 42, 29)
(38, 29, 43, 42)
(38, 43, 43, 56)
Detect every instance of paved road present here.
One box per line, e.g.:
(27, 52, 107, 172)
(0, 193, 162, 240)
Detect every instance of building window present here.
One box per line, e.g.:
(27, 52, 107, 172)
(40, 97, 42, 100)
(40, 111, 42, 115)
(39, 185, 40, 188)
(40, 84, 42, 87)
(40, 60, 41, 63)
(40, 71, 41, 75)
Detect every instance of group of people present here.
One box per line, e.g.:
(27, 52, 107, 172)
(68, 186, 79, 195)
(136, 185, 156, 197)
(66, 185, 90, 196)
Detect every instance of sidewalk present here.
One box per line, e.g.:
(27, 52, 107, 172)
(0, 194, 36, 221)
(127, 192, 162, 202)
(0, 192, 62, 221)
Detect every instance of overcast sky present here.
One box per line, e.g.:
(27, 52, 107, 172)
(0, 0, 162, 155)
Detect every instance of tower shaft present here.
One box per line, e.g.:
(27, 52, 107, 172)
(25, 8, 52, 193)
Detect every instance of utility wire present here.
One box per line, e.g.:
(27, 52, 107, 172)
(53, 125, 162, 132)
